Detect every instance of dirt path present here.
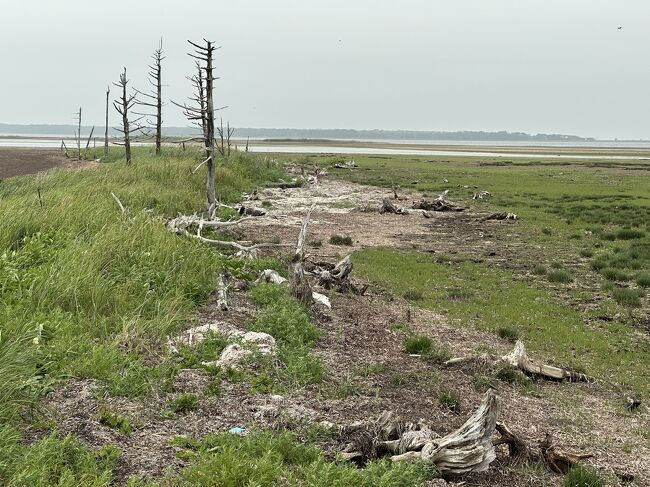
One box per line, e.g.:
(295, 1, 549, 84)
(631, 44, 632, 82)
(0, 147, 92, 179)
(46, 177, 649, 486)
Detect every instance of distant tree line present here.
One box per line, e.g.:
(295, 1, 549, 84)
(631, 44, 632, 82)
(0, 124, 600, 142)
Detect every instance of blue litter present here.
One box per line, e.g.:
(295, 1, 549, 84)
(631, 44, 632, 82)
(229, 427, 247, 435)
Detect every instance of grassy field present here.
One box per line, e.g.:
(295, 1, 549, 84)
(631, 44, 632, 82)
(1, 147, 648, 485)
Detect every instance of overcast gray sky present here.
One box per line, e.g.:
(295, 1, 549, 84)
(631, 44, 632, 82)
(1, 0, 649, 139)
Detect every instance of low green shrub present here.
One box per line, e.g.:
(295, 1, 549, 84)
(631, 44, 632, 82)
(98, 407, 132, 435)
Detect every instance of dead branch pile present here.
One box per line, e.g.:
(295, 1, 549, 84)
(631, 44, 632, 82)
(166, 212, 279, 259)
(413, 190, 466, 212)
(445, 340, 590, 383)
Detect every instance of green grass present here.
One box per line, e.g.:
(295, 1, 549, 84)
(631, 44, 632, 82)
(404, 335, 432, 354)
(0, 148, 290, 479)
(98, 407, 132, 435)
(563, 465, 604, 487)
(611, 288, 643, 307)
(0, 428, 120, 486)
(164, 430, 439, 486)
(329, 234, 353, 246)
(170, 393, 199, 414)
(437, 389, 462, 413)
(548, 269, 573, 284)
(353, 248, 650, 394)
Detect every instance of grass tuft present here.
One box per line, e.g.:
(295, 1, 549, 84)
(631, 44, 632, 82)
(548, 269, 573, 284)
(563, 465, 604, 487)
(404, 335, 432, 354)
(329, 234, 353, 246)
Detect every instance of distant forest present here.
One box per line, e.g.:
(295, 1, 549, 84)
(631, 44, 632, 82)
(0, 123, 596, 142)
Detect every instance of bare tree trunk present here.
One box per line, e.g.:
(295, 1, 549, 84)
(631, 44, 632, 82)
(174, 40, 219, 213)
(155, 40, 163, 155)
(75, 107, 82, 160)
(204, 42, 217, 213)
(104, 86, 110, 157)
(113, 68, 144, 165)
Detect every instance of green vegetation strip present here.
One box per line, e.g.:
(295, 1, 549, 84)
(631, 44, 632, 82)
(353, 248, 650, 394)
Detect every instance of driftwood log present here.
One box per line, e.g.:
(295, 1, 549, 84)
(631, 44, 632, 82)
(380, 198, 409, 215)
(305, 255, 367, 295)
(340, 390, 501, 474)
(445, 340, 590, 383)
(484, 212, 518, 221)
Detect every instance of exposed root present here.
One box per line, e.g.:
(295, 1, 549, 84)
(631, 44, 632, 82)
(340, 390, 501, 474)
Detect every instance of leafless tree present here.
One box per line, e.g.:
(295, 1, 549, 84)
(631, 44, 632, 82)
(217, 118, 235, 158)
(136, 39, 165, 155)
(113, 68, 145, 165)
(73, 107, 82, 160)
(174, 39, 225, 214)
(104, 86, 110, 158)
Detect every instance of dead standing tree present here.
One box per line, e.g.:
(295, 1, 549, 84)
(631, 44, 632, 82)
(174, 39, 223, 215)
(113, 68, 145, 165)
(216, 118, 235, 158)
(104, 86, 110, 158)
(73, 107, 82, 160)
(136, 40, 165, 155)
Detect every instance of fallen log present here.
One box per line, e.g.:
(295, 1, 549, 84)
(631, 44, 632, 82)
(392, 389, 500, 473)
(484, 212, 518, 221)
(445, 340, 590, 383)
(380, 198, 409, 215)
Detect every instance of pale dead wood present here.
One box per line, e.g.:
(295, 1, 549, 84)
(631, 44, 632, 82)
(380, 198, 409, 215)
(340, 390, 501, 474)
(501, 340, 589, 382)
(290, 207, 315, 306)
(216, 273, 229, 311)
(445, 340, 590, 383)
(394, 389, 500, 473)
(104, 86, 110, 158)
(494, 424, 593, 474)
(111, 192, 126, 214)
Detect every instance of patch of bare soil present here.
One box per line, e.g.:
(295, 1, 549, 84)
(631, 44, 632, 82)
(0, 147, 95, 179)
(44, 177, 649, 486)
